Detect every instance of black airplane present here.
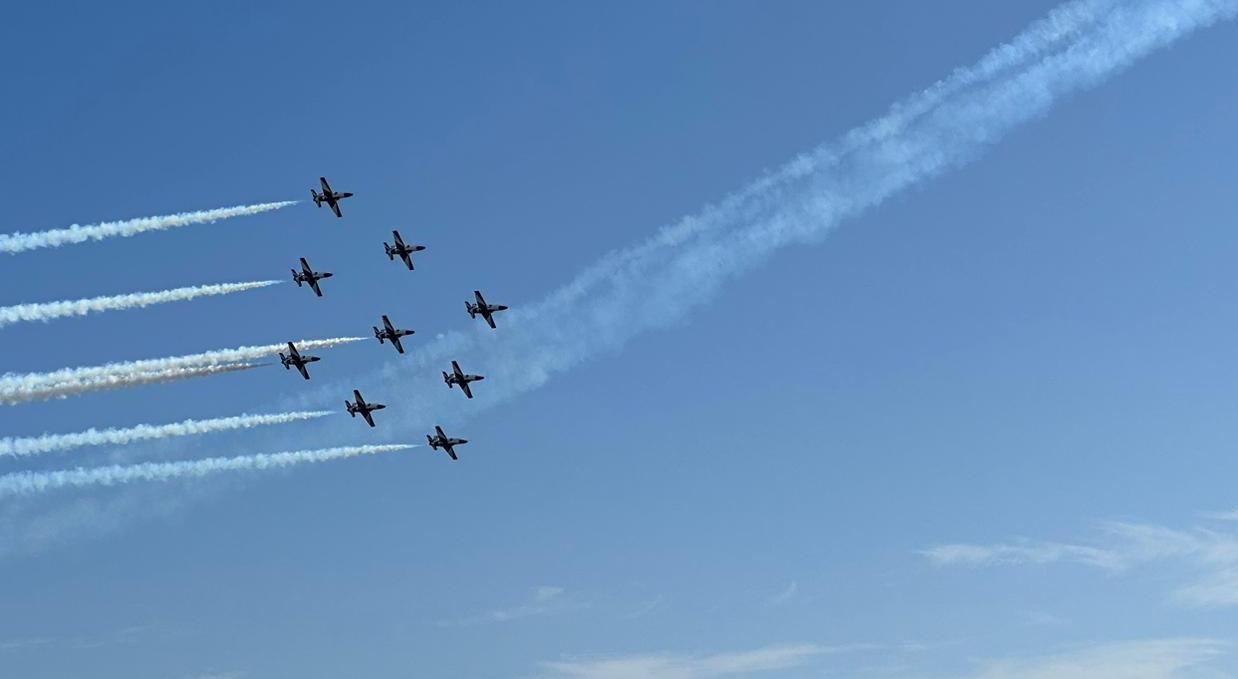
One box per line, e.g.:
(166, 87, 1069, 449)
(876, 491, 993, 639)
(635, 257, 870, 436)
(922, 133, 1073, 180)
(383, 230, 426, 270)
(373, 314, 415, 354)
(279, 342, 319, 380)
(292, 257, 333, 297)
(311, 176, 353, 218)
(466, 290, 508, 329)
(345, 389, 385, 427)
(442, 360, 484, 399)
(426, 425, 468, 461)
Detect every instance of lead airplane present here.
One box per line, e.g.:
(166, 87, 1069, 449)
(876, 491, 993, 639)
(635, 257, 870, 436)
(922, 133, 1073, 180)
(345, 389, 385, 427)
(311, 176, 353, 218)
(279, 342, 319, 380)
(292, 257, 332, 297)
(383, 230, 426, 270)
(426, 425, 468, 460)
(373, 314, 415, 354)
(466, 290, 508, 329)
(442, 360, 484, 399)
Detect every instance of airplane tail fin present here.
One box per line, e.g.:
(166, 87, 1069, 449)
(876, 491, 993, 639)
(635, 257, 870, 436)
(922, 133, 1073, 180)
(291, 270, 301, 285)
(384, 243, 394, 260)
(426, 434, 436, 448)
(311, 190, 322, 206)
(466, 302, 475, 318)
(347, 402, 355, 416)
(443, 371, 451, 386)
(373, 327, 383, 342)
(279, 353, 288, 368)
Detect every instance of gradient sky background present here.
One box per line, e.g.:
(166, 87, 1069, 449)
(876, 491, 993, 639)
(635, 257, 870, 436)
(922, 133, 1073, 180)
(2, 1, 1238, 678)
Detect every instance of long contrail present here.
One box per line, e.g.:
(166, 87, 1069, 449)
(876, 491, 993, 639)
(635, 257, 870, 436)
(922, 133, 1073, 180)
(0, 444, 414, 498)
(290, 0, 1237, 445)
(0, 280, 283, 328)
(0, 337, 363, 405)
(0, 411, 334, 458)
(0, 201, 298, 255)
(2, 363, 264, 405)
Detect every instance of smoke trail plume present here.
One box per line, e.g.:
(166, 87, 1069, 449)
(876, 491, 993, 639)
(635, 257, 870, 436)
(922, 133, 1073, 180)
(2, 363, 263, 405)
(0, 280, 283, 328)
(0, 201, 298, 255)
(290, 0, 1238, 446)
(0, 444, 414, 498)
(0, 411, 334, 458)
(0, 337, 362, 404)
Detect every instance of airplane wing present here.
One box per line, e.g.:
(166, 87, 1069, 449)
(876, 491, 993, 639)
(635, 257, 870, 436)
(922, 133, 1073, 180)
(392, 230, 404, 247)
(320, 177, 332, 193)
(400, 252, 414, 269)
(330, 201, 342, 218)
(353, 390, 365, 406)
(460, 381, 473, 399)
(361, 410, 376, 427)
(382, 316, 395, 333)
(474, 290, 487, 307)
(287, 342, 300, 359)
(446, 446, 458, 461)
(390, 335, 405, 354)
(483, 311, 497, 329)
(296, 363, 310, 380)
(300, 257, 312, 273)
(308, 278, 323, 297)
(435, 425, 446, 438)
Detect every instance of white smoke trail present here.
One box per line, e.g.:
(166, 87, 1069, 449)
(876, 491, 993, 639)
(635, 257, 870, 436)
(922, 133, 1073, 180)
(0, 280, 283, 328)
(292, 0, 1238, 445)
(2, 363, 263, 405)
(0, 201, 298, 255)
(0, 337, 363, 404)
(0, 411, 334, 458)
(0, 444, 414, 498)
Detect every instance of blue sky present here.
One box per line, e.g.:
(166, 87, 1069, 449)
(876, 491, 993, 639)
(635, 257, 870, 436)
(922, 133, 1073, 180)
(2, 1, 1238, 678)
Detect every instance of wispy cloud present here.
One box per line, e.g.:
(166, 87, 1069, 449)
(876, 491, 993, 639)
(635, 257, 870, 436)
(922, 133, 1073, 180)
(924, 516, 1238, 607)
(438, 586, 573, 627)
(952, 639, 1225, 679)
(540, 643, 833, 679)
(538, 639, 1224, 679)
(766, 581, 798, 607)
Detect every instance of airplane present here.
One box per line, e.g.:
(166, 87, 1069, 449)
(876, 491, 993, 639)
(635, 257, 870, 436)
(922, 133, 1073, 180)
(310, 176, 353, 218)
(383, 230, 426, 270)
(345, 389, 386, 427)
(426, 425, 468, 460)
(291, 257, 333, 297)
(279, 342, 319, 380)
(442, 360, 484, 399)
(466, 290, 508, 329)
(373, 314, 415, 354)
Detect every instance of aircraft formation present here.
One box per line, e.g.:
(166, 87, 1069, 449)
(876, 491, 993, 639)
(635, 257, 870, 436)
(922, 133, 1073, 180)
(288, 177, 509, 459)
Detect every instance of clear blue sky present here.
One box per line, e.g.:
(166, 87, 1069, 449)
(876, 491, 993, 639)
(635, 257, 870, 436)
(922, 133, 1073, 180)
(2, 2, 1238, 678)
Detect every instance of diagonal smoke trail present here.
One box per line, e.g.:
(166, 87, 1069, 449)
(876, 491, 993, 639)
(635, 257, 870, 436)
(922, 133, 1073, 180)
(0, 411, 334, 458)
(0, 201, 298, 255)
(0, 280, 283, 328)
(0, 444, 415, 498)
(0, 337, 363, 405)
(287, 0, 1238, 447)
(3, 363, 264, 405)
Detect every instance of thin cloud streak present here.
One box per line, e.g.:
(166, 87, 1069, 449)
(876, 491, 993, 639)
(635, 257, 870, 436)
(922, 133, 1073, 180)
(0, 410, 334, 457)
(0, 201, 297, 254)
(0, 280, 282, 328)
(0, 363, 264, 405)
(0, 336, 363, 404)
(0, 444, 415, 499)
